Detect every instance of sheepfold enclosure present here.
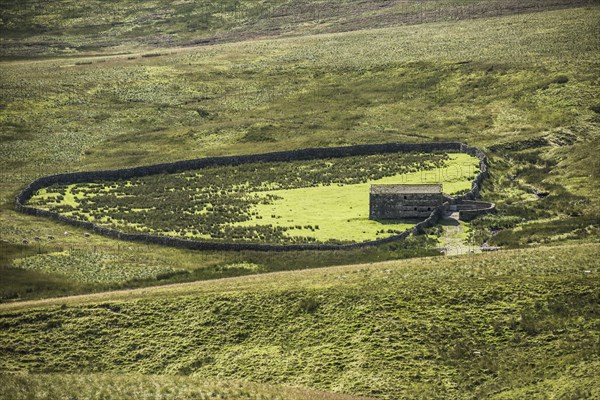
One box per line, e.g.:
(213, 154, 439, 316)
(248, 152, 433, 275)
(17, 143, 488, 250)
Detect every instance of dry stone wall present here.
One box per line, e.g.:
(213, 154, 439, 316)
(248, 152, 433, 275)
(454, 201, 496, 221)
(15, 142, 489, 251)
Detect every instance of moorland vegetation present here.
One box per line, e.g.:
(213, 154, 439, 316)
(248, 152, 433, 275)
(1, 5, 598, 300)
(0, 1, 598, 398)
(1, 244, 598, 399)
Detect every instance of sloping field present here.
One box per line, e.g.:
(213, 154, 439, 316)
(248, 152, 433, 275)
(1, 244, 598, 398)
(0, 0, 593, 58)
(1, 6, 598, 300)
(1, 1, 599, 399)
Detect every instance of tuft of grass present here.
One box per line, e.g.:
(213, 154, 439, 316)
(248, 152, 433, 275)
(13, 249, 179, 285)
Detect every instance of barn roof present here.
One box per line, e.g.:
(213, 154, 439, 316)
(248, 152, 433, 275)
(370, 184, 443, 194)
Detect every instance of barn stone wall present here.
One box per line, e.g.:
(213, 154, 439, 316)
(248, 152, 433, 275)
(370, 192, 443, 219)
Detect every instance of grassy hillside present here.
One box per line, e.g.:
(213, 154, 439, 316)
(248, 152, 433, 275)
(1, 5, 598, 300)
(1, 244, 598, 399)
(1, 0, 592, 58)
(1, 2, 598, 399)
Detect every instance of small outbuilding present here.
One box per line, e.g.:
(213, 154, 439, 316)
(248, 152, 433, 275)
(369, 184, 443, 220)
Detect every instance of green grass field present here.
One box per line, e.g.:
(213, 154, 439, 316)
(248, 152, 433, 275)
(27, 153, 479, 244)
(1, 6, 598, 300)
(1, 1, 599, 398)
(236, 153, 478, 242)
(0, 0, 590, 59)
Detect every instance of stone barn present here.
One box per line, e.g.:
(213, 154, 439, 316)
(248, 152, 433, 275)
(369, 184, 443, 220)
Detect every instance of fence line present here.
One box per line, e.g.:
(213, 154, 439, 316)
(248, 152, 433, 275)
(15, 142, 488, 251)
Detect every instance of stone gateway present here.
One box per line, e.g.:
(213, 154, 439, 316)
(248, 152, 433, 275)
(369, 184, 443, 220)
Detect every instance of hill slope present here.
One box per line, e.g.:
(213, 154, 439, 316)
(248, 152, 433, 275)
(1, 2, 599, 398)
(1, 244, 599, 398)
(1, 5, 599, 301)
(0, 0, 593, 58)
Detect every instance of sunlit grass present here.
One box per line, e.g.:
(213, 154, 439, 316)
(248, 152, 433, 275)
(235, 153, 478, 242)
(27, 153, 478, 244)
(1, 244, 598, 399)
